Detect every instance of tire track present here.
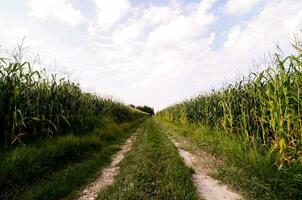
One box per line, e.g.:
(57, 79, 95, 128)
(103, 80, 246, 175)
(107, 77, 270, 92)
(77, 133, 137, 200)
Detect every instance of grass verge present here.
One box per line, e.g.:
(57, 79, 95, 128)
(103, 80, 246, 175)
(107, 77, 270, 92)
(0, 117, 147, 200)
(97, 119, 200, 200)
(156, 119, 302, 200)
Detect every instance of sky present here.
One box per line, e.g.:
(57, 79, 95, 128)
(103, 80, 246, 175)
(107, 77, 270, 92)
(0, 0, 302, 111)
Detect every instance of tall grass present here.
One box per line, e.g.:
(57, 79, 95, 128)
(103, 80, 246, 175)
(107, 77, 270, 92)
(0, 118, 145, 200)
(157, 42, 302, 167)
(0, 48, 144, 147)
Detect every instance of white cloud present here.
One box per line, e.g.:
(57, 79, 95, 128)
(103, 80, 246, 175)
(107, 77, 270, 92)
(2, 0, 302, 111)
(224, 0, 263, 15)
(142, 5, 181, 26)
(27, 0, 87, 26)
(89, 0, 130, 33)
(145, 3, 215, 68)
(112, 22, 143, 45)
(223, 0, 302, 54)
(192, 0, 302, 90)
(147, 0, 216, 48)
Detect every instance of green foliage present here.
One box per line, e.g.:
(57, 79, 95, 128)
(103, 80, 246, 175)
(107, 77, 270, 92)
(0, 118, 145, 199)
(157, 43, 302, 167)
(159, 120, 302, 200)
(135, 105, 155, 115)
(0, 52, 144, 146)
(98, 119, 199, 200)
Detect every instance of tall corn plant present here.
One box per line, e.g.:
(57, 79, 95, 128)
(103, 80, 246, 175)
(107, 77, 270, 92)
(157, 42, 302, 167)
(0, 48, 143, 147)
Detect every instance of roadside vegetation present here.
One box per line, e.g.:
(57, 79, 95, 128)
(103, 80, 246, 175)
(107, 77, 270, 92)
(157, 119, 298, 200)
(97, 119, 200, 200)
(0, 49, 144, 147)
(17, 118, 145, 200)
(0, 47, 148, 199)
(156, 41, 302, 199)
(130, 105, 155, 115)
(2, 36, 302, 200)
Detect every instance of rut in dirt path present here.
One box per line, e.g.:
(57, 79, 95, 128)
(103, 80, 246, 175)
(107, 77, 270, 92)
(77, 133, 137, 200)
(170, 138, 243, 200)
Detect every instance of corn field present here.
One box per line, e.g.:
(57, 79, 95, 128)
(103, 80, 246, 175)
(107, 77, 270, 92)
(0, 55, 142, 146)
(157, 44, 302, 167)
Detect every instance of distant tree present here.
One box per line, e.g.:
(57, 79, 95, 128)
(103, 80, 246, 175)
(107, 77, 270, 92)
(136, 105, 155, 115)
(129, 104, 135, 108)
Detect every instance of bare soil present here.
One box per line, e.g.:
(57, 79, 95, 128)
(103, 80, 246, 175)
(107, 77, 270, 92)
(171, 138, 242, 200)
(77, 134, 137, 200)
